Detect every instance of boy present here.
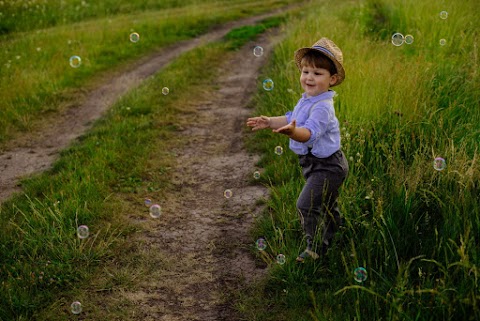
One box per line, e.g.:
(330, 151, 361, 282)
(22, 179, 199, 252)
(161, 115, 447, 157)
(246, 37, 349, 262)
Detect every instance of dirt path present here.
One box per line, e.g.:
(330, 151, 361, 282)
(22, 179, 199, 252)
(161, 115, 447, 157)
(0, 5, 292, 202)
(0, 5, 293, 320)
(111, 30, 281, 320)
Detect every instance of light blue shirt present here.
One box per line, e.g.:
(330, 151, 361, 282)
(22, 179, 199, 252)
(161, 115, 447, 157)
(285, 90, 340, 158)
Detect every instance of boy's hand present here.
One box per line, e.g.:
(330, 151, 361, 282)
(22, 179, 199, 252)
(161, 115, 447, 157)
(246, 116, 270, 131)
(273, 119, 296, 136)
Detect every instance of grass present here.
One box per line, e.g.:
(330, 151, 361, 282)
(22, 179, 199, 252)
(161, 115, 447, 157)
(242, 0, 479, 320)
(0, 0, 245, 34)
(0, 0, 295, 148)
(225, 15, 287, 50)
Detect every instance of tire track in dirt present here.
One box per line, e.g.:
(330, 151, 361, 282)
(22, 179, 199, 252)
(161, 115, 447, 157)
(113, 29, 282, 321)
(0, 4, 296, 203)
(0, 4, 296, 320)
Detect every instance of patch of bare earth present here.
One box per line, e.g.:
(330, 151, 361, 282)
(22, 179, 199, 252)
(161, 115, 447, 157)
(104, 31, 282, 321)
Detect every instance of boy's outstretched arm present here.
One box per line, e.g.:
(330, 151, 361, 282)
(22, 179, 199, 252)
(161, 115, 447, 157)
(273, 120, 311, 142)
(246, 116, 288, 131)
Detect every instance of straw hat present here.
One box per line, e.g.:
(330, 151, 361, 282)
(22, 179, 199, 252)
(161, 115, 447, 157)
(294, 37, 345, 86)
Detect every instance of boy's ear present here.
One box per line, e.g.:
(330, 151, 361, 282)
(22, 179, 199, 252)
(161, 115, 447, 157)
(329, 74, 338, 86)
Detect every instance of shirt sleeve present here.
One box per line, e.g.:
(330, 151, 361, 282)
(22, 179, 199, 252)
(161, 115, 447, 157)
(285, 111, 293, 123)
(302, 104, 331, 146)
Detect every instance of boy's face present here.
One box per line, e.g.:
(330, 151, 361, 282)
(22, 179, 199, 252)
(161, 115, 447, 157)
(300, 65, 338, 97)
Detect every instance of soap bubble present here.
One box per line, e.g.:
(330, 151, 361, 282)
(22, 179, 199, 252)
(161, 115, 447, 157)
(276, 254, 286, 265)
(149, 204, 162, 218)
(274, 146, 283, 155)
(439, 39, 447, 46)
(70, 301, 82, 314)
(262, 78, 274, 91)
(144, 198, 152, 207)
(77, 225, 89, 239)
(69, 55, 82, 68)
(253, 46, 264, 57)
(162, 87, 169, 95)
(223, 189, 233, 199)
(354, 267, 368, 282)
(433, 157, 446, 171)
(129, 32, 140, 43)
(253, 171, 261, 179)
(256, 238, 267, 251)
(391, 33, 405, 46)
(439, 11, 448, 19)
(405, 34, 414, 44)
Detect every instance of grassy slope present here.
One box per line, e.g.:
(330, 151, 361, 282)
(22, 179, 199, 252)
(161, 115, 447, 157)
(242, 0, 479, 320)
(0, 5, 293, 320)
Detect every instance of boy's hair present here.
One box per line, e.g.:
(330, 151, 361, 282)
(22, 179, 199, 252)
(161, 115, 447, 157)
(300, 51, 337, 75)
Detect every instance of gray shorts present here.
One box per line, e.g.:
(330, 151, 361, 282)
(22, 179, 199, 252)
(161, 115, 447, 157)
(296, 149, 349, 246)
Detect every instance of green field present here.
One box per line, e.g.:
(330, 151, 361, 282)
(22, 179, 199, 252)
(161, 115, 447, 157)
(0, 0, 293, 147)
(1, 0, 479, 320)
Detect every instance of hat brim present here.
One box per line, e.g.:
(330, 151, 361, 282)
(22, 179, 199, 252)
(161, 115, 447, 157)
(294, 47, 345, 86)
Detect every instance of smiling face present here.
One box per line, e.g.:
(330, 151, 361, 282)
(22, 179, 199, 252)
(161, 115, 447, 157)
(299, 51, 338, 97)
(300, 65, 338, 97)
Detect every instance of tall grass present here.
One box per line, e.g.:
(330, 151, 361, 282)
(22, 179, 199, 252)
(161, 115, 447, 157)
(0, 0, 295, 147)
(244, 0, 479, 320)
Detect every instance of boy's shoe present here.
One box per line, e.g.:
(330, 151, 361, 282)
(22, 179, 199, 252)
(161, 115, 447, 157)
(296, 249, 319, 263)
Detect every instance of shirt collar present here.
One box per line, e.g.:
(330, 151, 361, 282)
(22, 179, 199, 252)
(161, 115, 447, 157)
(301, 90, 336, 102)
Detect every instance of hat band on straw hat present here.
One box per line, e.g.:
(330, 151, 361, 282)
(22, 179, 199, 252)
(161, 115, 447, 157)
(312, 45, 334, 57)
